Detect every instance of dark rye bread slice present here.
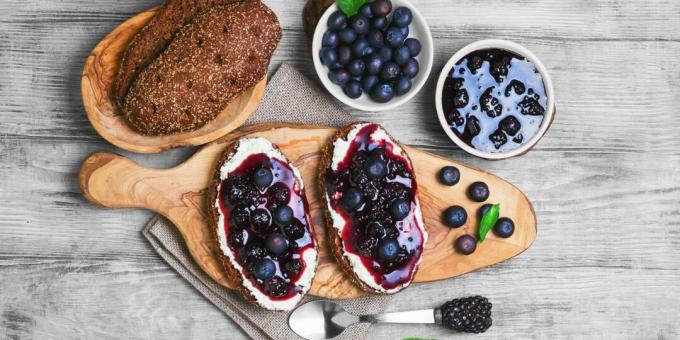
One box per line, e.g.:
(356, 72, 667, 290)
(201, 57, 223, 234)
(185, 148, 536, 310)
(318, 123, 427, 294)
(208, 138, 318, 310)
(113, 0, 239, 105)
(121, 0, 281, 135)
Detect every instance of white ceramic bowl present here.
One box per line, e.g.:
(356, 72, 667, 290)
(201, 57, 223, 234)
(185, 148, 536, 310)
(435, 39, 555, 160)
(312, 0, 434, 112)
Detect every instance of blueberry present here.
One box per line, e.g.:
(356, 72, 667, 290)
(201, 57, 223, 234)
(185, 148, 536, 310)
(499, 115, 521, 136)
(327, 11, 348, 30)
(443, 205, 467, 228)
(397, 26, 409, 38)
(371, 16, 389, 30)
(328, 69, 350, 86)
(350, 15, 370, 35)
(341, 187, 363, 211)
(328, 61, 343, 70)
(438, 166, 460, 186)
(376, 238, 399, 261)
(322, 31, 339, 48)
(493, 217, 515, 238)
(364, 46, 375, 56)
(359, 3, 373, 18)
(391, 7, 413, 27)
(253, 167, 273, 190)
(338, 28, 357, 44)
(371, 0, 392, 17)
(478, 203, 493, 219)
(347, 59, 366, 77)
(402, 58, 419, 78)
(489, 129, 508, 149)
(468, 181, 489, 202)
(250, 208, 272, 232)
(380, 62, 400, 81)
(319, 47, 338, 66)
(365, 54, 383, 75)
(265, 232, 288, 256)
(370, 83, 394, 103)
(378, 47, 393, 63)
(253, 258, 276, 280)
(404, 38, 421, 57)
(337, 45, 352, 65)
(394, 45, 411, 65)
(343, 80, 363, 99)
(273, 205, 294, 226)
(455, 234, 476, 255)
(389, 198, 410, 220)
(365, 157, 387, 179)
(384, 27, 405, 48)
(395, 76, 412, 96)
(352, 38, 370, 57)
(367, 29, 385, 48)
(362, 75, 380, 91)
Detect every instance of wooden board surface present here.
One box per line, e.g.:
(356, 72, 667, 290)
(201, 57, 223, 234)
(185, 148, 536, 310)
(79, 124, 537, 299)
(81, 7, 267, 154)
(2, 0, 680, 338)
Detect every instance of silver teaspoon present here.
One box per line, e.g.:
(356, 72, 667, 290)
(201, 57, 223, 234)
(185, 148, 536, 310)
(288, 296, 492, 340)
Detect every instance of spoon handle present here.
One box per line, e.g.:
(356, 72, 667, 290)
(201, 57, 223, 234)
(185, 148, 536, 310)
(359, 309, 437, 324)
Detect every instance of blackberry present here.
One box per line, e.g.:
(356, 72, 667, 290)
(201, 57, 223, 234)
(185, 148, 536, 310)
(480, 87, 503, 118)
(284, 219, 306, 240)
(268, 183, 290, 204)
(264, 276, 289, 297)
(440, 296, 492, 333)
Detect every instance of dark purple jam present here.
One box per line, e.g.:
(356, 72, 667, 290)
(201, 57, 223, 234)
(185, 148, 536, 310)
(324, 124, 424, 290)
(217, 153, 314, 300)
(441, 48, 547, 153)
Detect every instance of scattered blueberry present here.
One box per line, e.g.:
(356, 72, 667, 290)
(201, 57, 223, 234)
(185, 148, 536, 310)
(455, 234, 476, 255)
(350, 15, 370, 35)
(253, 258, 276, 280)
(322, 31, 339, 48)
(371, 0, 392, 17)
(402, 58, 419, 78)
(391, 7, 413, 27)
(253, 167, 273, 190)
(389, 198, 411, 220)
(493, 217, 515, 238)
(338, 28, 357, 44)
(367, 29, 385, 48)
(376, 238, 400, 261)
(328, 69, 350, 85)
(365, 157, 388, 179)
(265, 232, 288, 256)
(341, 187, 364, 211)
(443, 205, 467, 228)
(404, 38, 421, 57)
(343, 80, 363, 99)
(347, 59, 366, 77)
(438, 166, 460, 186)
(371, 83, 394, 103)
(273, 205, 294, 226)
(396, 76, 412, 96)
(468, 181, 489, 202)
(380, 62, 400, 81)
(371, 16, 389, 30)
(477, 203, 492, 219)
(327, 11, 348, 30)
(394, 45, 411, 65)
(384, 27, 405, 48)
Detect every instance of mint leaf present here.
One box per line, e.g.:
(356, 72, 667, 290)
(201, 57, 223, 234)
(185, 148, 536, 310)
(336, 0, 366, 17)
(478, 203, 500, 242)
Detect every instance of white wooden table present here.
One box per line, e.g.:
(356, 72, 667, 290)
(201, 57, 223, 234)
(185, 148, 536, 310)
(1, 0, 679, 339)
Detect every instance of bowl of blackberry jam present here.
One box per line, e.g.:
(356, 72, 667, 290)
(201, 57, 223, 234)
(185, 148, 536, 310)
(435, 40, 555, 160)
(312, 0, 434, 111)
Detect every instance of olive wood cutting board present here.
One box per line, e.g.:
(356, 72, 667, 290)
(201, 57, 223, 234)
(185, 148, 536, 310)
(81, 7, 266, 154)
(79, 124, 537, 299)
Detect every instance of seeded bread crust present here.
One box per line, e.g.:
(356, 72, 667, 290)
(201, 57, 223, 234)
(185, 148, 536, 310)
(119, 0, 281, 135)
(207, 139, 317, 310)
(318, 123, 422, 295)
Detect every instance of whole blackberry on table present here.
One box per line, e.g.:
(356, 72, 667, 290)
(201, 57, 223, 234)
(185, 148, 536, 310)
(440, 295, 492, 333)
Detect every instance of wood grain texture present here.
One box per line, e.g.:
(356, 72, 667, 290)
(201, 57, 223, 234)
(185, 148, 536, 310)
(1, 0, 679, 338)
(81, 7, 267, 154)
(79, 124, 537, 299)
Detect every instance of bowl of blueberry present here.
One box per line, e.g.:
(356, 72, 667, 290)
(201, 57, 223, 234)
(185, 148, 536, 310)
(435, 40, 555, 160)
(312, 0, 433, 111)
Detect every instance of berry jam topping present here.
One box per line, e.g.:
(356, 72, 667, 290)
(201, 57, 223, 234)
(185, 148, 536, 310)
(324, 124, 425, 292)
(441, 48, 547, 153)
(216, 152, 314, 301)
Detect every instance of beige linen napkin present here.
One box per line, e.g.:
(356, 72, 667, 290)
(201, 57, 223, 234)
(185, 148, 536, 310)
(143, 64, 391, 340)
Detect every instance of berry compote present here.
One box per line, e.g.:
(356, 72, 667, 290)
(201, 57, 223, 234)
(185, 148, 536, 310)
(441, 48, 547, 153)
(323, 123, 426, 293)
(214, 139, 316, 309)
